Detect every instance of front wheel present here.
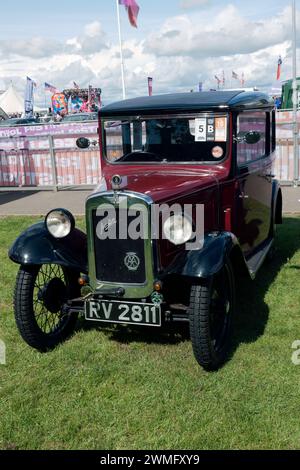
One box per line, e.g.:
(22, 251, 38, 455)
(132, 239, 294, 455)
(189, 261, 235, 371)
(14, 264, 80, 352)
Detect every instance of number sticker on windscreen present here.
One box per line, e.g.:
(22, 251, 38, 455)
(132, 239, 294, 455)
(195, 118, 207, 142)
(215, 117, 227, 142)
(194, 117, 227, 142)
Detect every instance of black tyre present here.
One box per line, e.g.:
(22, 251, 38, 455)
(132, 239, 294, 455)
(189, 261, 235, 371)
(14, 264, 80, 352)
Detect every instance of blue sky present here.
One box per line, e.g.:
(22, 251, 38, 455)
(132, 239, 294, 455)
(0, 0, 298, 104)
(1, 0, 290, 38)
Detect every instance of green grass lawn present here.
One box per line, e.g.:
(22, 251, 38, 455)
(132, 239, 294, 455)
(1, 215, 300, 450)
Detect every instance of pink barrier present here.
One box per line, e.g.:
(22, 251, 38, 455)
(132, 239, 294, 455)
(276, 110, 300, 124)
(54, 150, 101, 186)
(0, 149, 101, 187)
(275, 111, 300, 181)
(0, 121, 98, 139)
(0, 121, 102, 188)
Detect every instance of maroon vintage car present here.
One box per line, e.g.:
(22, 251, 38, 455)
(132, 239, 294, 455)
(9, 91, 282, 370)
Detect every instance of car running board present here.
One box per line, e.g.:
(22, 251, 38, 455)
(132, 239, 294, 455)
(246, 239, 274, 280)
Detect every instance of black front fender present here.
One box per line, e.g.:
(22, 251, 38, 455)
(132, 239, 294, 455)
(163, 232, 239, 279)
(8, 222, 88, 273)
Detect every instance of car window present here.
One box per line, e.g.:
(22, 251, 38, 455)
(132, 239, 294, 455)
(104, 115, 229, 164)
(237, 112, 267, 166)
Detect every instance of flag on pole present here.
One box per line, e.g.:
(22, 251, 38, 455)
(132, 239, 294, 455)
(222, 71, 225, 88)
(215, 75, 221, 89)
(45, 82, 58, 94)
(148, 77, 153, 96)
(73, 81, 80, 89)
(277, 56, 283, 81)
(24, 77, 36, 118)
(198, 82, 203, 92)
(119, 0, 140, 28)
(232, 71, 239, 80)
(241, 73, 245, 87)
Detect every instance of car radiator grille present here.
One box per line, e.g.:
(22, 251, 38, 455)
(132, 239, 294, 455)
(92, 209, 146, 284)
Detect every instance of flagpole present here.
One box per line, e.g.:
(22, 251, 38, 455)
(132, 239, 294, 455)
(116, 0, 126, 99)
(292, 0, 299, 186)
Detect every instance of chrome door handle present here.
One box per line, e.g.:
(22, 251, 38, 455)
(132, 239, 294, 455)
(239, 193, 249, 199)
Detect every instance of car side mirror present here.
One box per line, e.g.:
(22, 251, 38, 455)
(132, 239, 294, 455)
(235, 131, 261, 145)
(76, 137, 90, 149)
(244, 131, 261, 145)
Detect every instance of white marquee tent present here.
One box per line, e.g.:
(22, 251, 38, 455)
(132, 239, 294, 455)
(0, 84, 24, 114)
(0, 84, 44, 115)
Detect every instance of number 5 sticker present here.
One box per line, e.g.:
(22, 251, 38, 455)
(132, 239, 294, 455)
(195, 118, 207, 142)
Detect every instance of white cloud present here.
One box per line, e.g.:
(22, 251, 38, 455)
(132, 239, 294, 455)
(0, 37, 62, 59)
(84, 21, 102, 38)
(144, 5, 294, 58)
(0, 6, 297, 105)
(69, 21, 109, 55)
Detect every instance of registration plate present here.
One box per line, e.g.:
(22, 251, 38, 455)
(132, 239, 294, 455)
(85, 299, 161, 327)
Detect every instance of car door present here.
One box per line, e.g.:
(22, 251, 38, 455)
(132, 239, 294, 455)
(235, 111, 274, 257)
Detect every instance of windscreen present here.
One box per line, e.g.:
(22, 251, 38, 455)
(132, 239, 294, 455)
(104, 114, 228, 164)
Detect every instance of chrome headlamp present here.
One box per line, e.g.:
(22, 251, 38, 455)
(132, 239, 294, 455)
(163, 214, 193, 246)
(45, 209, 75, 239)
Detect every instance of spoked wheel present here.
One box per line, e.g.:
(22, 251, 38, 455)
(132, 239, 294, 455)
(14, 264, 80, 351)
(189, 261, 235, 371)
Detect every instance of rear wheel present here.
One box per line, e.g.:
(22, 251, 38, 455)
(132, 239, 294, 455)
(189, 261, 235, 371)
(14, 264, 80, 352)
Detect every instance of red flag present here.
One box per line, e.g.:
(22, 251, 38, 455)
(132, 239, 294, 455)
(119, 0, 140, 28)
(277, 56, 283, 81)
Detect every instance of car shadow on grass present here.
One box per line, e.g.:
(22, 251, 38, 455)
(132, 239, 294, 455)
(231, 217, 300, 357)
(76, 217, 300, 359)
(79, 317, 190, 346)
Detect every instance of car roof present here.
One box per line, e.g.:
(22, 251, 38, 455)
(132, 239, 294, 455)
(64, 113, 95, 118)
(65, 112, 95, 116)
(0, 118, 35, 125)
(9, 117, 35, 122)
(100, 91, 274, 117)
